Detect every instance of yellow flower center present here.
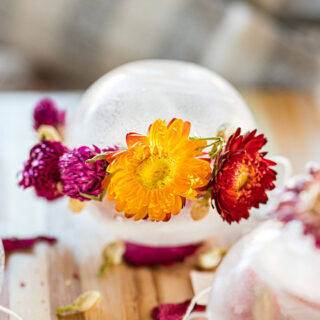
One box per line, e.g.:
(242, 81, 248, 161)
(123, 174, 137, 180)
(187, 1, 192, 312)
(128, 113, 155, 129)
(136, 155, 175, 190)
(235, 166, 250, 191)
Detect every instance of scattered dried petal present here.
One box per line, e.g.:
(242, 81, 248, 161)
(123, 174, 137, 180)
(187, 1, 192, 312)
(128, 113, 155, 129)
(56, 291, 102, 315)
(151, 300, 205, 320)
(99, 241, 125, 276)
(195, 247, 228, 270)
(124, 242, 200, 266)
(72, 272, 80, 280)
(3, 236, 57, 252)
(65, 279, 71, 287)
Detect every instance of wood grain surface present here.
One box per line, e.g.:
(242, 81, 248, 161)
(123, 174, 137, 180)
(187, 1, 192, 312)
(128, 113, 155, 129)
(0, 90, 319, 320)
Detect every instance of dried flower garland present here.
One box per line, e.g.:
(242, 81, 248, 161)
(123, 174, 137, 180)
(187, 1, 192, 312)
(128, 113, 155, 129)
(18, 98, 277, 224)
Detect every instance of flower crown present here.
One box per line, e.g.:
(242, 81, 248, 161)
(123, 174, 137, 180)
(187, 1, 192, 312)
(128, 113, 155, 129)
(19, 98, 277, 223)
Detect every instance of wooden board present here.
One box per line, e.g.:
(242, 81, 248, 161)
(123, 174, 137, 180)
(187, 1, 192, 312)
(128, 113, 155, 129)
(1, 90, 320, 319)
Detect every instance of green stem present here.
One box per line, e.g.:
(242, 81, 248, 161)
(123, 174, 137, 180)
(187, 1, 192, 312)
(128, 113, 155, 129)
(197, 141, 219, 150)
(98, 258, 110, 277)
(190, 137, 222, 141)
(208, 141, 223, 159)
(56, 305, 73, 315)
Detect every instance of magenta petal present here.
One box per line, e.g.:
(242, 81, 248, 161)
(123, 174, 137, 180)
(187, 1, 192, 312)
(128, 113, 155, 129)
(151, 300, 206, 320)
(2, 236, 57, 252)
(124, 242, 201, 266)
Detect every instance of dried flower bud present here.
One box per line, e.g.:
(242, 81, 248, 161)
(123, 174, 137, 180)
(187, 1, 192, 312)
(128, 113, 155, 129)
(195, 247, 228, 270)
(68, 198, 86, 213)
(216, 123, 235, 142)
(99, 241, 125, 276)
(38, 125, 62, 142)
(191, 197, 210, 221)
(56, 290, 102, 315)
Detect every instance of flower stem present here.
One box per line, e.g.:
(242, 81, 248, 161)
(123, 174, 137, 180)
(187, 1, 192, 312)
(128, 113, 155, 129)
(98, 258, 110, 277)
(56, 305, 73, 315)
(190, 137, 222, 141)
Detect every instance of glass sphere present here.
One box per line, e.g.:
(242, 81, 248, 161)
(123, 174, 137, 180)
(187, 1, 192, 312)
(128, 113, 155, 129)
(67, 60, 258, 246)
(207, 220, 320, 320)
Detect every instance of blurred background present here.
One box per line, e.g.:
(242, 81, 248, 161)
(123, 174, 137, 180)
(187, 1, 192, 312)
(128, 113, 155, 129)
(0, 0, 320, 91)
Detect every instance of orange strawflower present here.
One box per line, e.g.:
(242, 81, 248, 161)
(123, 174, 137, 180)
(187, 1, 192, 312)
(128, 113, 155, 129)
(105, 119, 211, 221)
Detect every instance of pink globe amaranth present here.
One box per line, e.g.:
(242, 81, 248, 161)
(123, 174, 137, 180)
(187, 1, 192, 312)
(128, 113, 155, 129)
(58, 146, 118, 201)
(273, 163, 320, 249)
(19, 140, 68, 200)
(33, 98, 66, 130)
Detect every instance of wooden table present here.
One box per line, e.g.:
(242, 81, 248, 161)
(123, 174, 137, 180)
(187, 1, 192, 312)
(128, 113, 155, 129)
(1, 90, 320, 320)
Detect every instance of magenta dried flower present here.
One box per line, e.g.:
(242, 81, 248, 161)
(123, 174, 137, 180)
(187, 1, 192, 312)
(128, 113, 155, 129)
(58, 146, 116, 201)
(19, 140, 68, 200)
(273, 163, 320, 249)
(33, 98, 66, 130)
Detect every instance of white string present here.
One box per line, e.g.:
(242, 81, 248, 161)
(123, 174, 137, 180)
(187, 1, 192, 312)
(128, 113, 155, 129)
(0, 305, 24, 320)
(181, 286, 211, 320)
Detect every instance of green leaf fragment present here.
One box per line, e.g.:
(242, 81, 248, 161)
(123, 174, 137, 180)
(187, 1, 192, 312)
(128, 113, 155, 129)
(79, 188, 107, 202)
(85, 151, 112, 164)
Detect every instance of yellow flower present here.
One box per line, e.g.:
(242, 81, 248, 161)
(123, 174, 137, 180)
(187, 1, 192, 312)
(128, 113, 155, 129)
(105, 119, 211, 221)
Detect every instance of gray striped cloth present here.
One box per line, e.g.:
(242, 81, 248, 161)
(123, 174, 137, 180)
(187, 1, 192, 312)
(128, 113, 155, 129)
(0, 0, 319, 89)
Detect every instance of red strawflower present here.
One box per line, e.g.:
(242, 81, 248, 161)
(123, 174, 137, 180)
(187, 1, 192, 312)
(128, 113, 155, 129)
(19, 140, 68, 200)
(33, 98, 66, 130)
(211, 128, 277, 223)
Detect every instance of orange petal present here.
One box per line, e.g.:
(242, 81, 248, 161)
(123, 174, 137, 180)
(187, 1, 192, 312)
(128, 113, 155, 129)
(105, 150, 126, 163)
(167, 118, 177, 128)
(182, 121, 191, 138)
(148, 119, 167, 148)
(101, 175, 111, 189)
(126, 132, 149, 148)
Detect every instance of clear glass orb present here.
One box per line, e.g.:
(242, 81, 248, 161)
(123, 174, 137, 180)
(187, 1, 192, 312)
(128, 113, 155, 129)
(207, 220, 320, 320)
(67, 60, 258, 246)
